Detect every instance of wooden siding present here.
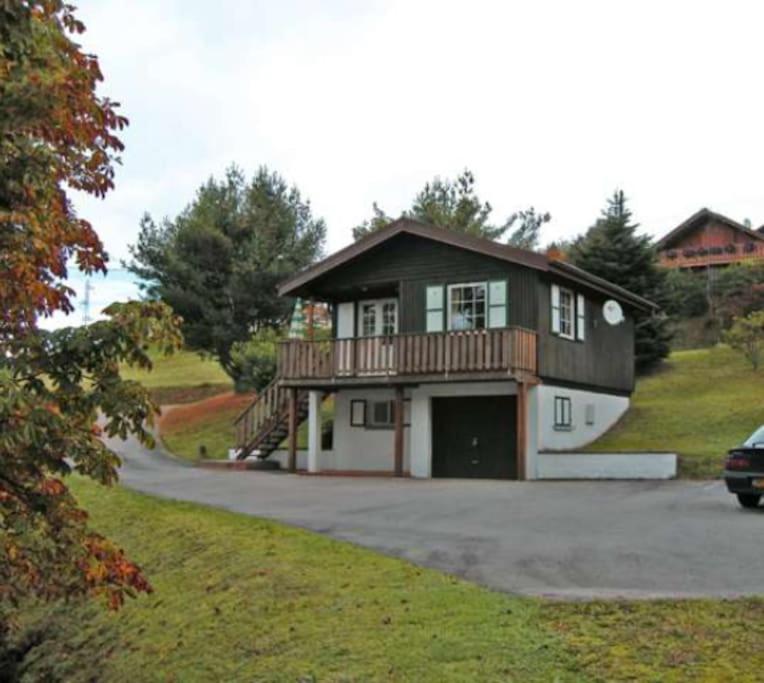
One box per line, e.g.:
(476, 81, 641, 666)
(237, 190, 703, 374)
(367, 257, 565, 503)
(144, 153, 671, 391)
(308, 233, 538, 332)
(537, 278, 635, 392)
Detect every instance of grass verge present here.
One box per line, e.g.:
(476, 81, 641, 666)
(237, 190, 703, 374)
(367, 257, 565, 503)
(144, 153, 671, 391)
(10, 479, 578, 682)
(588, 345, 764, 477)
(8, 480, 764, 681)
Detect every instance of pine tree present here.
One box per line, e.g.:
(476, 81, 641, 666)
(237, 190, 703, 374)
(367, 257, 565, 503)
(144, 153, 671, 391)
(569, 190, 672, 371)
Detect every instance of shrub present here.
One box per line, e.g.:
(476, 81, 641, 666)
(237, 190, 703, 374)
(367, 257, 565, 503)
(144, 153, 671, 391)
(723, 311, 764, 370)
(229, 328, 283, 393)
(663, 269, 709, 318)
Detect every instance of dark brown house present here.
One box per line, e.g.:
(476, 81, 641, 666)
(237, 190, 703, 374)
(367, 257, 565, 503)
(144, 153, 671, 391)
(234, 218, 658, 480)
(657, 208, 764, 270)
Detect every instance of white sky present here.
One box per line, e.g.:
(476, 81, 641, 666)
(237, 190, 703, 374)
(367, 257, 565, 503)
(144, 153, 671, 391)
(67, 0, 764, 302)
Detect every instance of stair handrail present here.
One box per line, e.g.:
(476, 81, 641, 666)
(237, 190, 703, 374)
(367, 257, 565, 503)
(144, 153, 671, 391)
(233, 377, 287, 451)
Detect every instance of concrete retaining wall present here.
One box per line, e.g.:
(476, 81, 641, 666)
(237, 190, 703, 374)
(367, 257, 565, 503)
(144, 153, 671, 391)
(537, 452, 678, 480)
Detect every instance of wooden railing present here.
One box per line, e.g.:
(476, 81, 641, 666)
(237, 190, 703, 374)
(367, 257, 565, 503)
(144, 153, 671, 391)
(278, 327, 537, 380)
(659, 243, 764, 269)
(233, 378, 289, 451)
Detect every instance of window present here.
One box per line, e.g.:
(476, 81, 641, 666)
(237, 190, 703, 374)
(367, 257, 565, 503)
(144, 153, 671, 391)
(359, 299, 397, 337)
(558, 288, 574, 339)
(554, 396, 572, 431)
(551, 284, 583, 341)
(585, 403, 595, 426)
(369, 400, 393, 427)
(361, 303, 376, 337)
(350, 399, 411, 428)
(381, 301, 397, 335)
(448, 283, 486, 331)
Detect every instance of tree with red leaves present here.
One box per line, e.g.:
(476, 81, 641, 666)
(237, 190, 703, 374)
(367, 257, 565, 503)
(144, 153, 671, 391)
(0, 0, 182, 632)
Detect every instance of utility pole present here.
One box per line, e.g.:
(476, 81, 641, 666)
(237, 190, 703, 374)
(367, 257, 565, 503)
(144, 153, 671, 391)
(82, 278, 94, 325)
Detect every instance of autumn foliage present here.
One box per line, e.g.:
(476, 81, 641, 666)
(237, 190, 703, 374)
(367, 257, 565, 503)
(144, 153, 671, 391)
(1, 1, 182, 618)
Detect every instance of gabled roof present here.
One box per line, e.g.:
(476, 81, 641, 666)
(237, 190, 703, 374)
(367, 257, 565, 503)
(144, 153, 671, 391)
(657, 208, 764, 250)
(279, 217, 657, 311)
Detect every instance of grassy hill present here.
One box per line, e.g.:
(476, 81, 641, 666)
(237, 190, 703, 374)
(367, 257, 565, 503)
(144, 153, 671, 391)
(121, 348, 231, 405)
(7, 478, 763, 682)
(589, 346, 763, 477)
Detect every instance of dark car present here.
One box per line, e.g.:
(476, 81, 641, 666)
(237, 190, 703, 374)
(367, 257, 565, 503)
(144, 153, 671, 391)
(725, 426, 764, 508)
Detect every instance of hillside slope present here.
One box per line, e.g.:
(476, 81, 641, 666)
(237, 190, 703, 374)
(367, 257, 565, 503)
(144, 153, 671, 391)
(589, 346, 763, 477)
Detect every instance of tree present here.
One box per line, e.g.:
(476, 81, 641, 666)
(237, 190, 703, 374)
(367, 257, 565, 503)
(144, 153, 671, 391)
(352, 169, 550, 247)
(126, 166, 326, 381)
(506, 207, 551, 251)
(724, 311, 764, 370)
(569, 191, 672, 371)
(0, 0, 182, 627)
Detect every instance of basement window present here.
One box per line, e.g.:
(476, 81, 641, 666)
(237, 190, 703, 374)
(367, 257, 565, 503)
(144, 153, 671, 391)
(554, 396, 573, 431)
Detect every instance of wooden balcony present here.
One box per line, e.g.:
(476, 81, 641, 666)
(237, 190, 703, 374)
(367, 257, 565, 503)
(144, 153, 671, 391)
(659, 243, 764, 269)
(277, 327, 537, 386)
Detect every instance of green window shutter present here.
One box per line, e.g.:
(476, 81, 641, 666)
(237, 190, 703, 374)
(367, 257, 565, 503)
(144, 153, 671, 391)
(426, 285, 444, 332)
(576, 293, 586, 341)
(488, 280, 507, 328)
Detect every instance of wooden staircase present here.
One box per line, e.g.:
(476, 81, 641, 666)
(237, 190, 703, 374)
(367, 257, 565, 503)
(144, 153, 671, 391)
(233, 379, 309, 460)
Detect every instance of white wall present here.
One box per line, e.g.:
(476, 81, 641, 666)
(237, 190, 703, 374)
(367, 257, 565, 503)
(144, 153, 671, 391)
(534, 384, 629, 452)
(537, 452, 677, 479)
(329, 388, 411, 472)
(408, 381, 519, 479)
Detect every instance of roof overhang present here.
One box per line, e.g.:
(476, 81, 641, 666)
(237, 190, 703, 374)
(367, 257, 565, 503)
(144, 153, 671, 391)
(279, 217, 657, 312)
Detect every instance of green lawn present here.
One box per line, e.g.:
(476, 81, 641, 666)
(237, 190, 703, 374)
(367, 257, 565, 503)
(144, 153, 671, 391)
(121, 348, 231, 404)
(160, 393, 253, 461)
(9, 479, 764, 682)
(10, 479, 577, 682)
(589, 346, 764, 477)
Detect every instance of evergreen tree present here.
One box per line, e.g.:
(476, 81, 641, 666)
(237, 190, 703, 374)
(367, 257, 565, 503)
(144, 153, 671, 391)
(126, 165, 326, 380)
(569, 190, 672, 371)
(352, 169, 550, 246)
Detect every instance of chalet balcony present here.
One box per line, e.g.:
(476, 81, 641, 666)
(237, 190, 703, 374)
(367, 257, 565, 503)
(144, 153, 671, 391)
(659, 242, 764, 269)
(277, 327, 538, 386)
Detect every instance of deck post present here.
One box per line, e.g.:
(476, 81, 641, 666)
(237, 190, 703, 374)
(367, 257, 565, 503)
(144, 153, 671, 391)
(307, 390, 322, 473)
(307, 298, 315, 341)
(516, 381, 528, 481)
(393, 385, 405, 477)
(287, 388, 298, 473)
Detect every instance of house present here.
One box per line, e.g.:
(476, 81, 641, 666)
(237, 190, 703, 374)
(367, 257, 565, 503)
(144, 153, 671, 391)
(234, 218, 658, 480)
(657, 208, 764, 270)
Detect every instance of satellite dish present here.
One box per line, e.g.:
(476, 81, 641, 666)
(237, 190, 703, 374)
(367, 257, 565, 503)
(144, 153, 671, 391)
(603, 300, 624, 326)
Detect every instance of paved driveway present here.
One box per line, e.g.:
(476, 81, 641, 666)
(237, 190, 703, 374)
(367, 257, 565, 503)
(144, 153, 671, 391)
(109, 434, 764, 599)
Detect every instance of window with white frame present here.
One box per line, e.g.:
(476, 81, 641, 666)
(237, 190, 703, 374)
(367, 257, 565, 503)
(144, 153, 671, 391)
(554, 396, 572, 431)
(359, 299, 398, 337)
(361, 303, 376, 337)
(558, 288, 574, 339)
(447, 283, 486, 331)
(381, 301, 397, 335)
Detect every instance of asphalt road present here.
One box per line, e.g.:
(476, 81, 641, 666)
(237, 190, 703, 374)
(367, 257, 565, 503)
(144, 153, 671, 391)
(108, 433, 764, 600)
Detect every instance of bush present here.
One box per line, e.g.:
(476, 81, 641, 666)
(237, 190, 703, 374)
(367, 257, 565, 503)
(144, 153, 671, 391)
(724, 311, 764, 370)
(663, 269, 709, 318)
(229, 328, 283, 393)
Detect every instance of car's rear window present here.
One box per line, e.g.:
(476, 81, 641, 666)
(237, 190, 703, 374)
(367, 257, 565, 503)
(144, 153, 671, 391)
(744, 426, 764, 448)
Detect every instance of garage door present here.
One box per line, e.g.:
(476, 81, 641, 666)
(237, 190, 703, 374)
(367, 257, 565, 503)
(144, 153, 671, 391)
(432, 396, 517, 479)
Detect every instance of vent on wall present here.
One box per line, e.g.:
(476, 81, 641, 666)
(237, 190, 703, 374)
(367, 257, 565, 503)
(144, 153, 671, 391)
(585, 404, 595, 426)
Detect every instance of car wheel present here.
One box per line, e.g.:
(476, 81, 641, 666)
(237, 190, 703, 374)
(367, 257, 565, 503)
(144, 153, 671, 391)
(737, 493, 762, 509)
